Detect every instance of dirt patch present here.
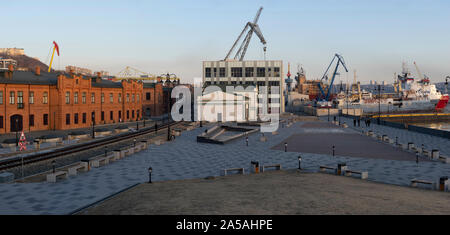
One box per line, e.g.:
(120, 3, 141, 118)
(79, 170, 450, 215)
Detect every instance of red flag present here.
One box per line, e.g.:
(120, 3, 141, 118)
(53, 41, 60, 56)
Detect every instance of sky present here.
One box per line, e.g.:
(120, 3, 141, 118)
(2, 0, 450, 84)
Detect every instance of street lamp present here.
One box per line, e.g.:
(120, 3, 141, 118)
(375, 85, 384, 125)
(298, 156, 302, 170)
(284, 142, 288, 152)
(166, 74, 173, 141)
(92, 121, 96, 139)
(148, 167, 152, 183)
(133, 138, 137, 147)
(51, 160, 56, 173)
(14, 118, 19, 147)
(445, 76, 449, 94)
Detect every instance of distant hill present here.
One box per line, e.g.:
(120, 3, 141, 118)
(0, 53, 51, 72)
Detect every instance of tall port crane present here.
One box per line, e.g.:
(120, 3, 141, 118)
(48, 41, 60, 72)
(413, 61, 430, 83)
(116, 66, 180, 82)
(224, 7, 267, 61)
(317, 54, 348, 102)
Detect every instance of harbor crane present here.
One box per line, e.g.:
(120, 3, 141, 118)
(116, 66, 180, 82)
(317, 54, 349, 103)
(224, 7, 267, 61)
(48, 41, 60, 72)
(413, 61, 430, 83)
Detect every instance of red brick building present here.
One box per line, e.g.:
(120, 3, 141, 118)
(0, 65, 143, 134)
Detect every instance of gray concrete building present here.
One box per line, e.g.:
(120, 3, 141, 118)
(202, 60, 285, 114)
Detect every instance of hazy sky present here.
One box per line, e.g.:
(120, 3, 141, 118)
(2, 0, 450, 84)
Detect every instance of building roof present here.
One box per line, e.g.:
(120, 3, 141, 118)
(91, 78, 123, 88)
(0, 70, 125, 88)
(0, 71, 58, 85)
(143, 83, 158, 88)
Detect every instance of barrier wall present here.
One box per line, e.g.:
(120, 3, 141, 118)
(373, 119, 450, 140)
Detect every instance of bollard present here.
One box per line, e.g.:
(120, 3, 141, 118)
(439, 177, 448, 191)
(298, 156, 302, 170)
(81, 159, 91, 171)
(148, 167, 153, 184)
(432, 150, 440, 160)
(251, 161, 260, 174)
(51, 160, 56, 173)
(337, 163, 347, 175)
(284, 143, 288, 152)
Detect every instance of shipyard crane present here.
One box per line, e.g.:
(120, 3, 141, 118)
(116, 66, 180, 82)
(48, 41, 60, 72)
(317, 54, 349, 103)
(414, 61, 429, 83)
(224, 7, 267, 61)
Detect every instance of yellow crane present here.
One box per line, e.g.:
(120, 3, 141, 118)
(48, 41, 60, 72)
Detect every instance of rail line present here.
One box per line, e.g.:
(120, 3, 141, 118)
(0, 121, 179, 172)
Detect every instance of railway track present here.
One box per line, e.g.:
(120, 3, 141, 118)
(0, 121, 180, 172)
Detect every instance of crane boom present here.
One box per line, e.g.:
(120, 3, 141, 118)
(413, 61, 424, 81)
(317, 54, 349, 101)
(224, 7, 267, 61)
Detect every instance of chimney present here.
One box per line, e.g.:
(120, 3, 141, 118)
(35, 66, 41, 76)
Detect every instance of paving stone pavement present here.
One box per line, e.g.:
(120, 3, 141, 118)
(329, 116, 450, 157)
(1, 119, 450, 215)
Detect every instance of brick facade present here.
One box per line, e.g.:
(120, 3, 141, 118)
(0, 67, 144, 134)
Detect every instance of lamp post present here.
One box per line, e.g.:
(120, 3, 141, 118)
(148, 167, 152, 183)
(284, 142, 288, 152)
(328, 107, 330, 122)
(332, 145, 335, 157)
(445, 77, 449, 94)
(298, 156, 302, 170)
(166, 74, 173, 141)
(15, 119, 19, 147)
(246, 136, 249, 146)
(136, 118, 139, 131)
(51, 160, 56, 173)
(375, 84, 384, 125)
(133, 138, 136, 147)
(416, 151, 420, 166)
(92, 121, 95, 139)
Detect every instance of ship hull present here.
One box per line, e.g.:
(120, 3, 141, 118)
(340, 99, 441, 114)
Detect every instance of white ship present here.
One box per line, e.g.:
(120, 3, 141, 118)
(336, 62, 449, 114)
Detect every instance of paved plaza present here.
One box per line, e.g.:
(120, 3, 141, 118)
(0, 118, 450, 214)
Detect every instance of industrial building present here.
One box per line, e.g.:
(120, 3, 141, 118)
(202, 60, 284, 119)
